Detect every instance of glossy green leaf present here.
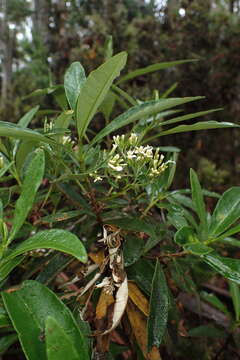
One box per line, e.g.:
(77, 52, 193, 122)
(190, 169, 207, 229)
(117, 59, 197, 84)
(64, 62, 86, 110)
(5, 229, 87, 263)
(184, 243, 213, 255)
(159, 121, 239, 137)
(229, 281, 240, 321)
(203, 253, 240, 284)
(209, 187, 240, 236)
(8, 149, 45, 242)
(0, 121, 52, 143)
(46, 317, 81, 360)
(147, 260, 169, 351)
(0, 334, 18, 355)
(174, 226, 198, 245)
(17, 106, 39, 128)
(76, 52, 127, 140)
(219, 237, 240, 247)
(2, 280, 89, 360)
(91, 97, 203, 145)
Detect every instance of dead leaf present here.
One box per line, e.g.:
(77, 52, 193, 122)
(97, 276, 128, 336)
(128, 281, 149, 316)
(126, 300, 161, 360)
(89, 250, 105, 265)
(96, 290, 114, 320)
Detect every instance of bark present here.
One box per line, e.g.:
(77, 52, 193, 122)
(32, 0, 51, 47)
(0, 0, 14, 107)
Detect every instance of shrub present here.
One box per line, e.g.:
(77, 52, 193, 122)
(0, 52, 239, 359)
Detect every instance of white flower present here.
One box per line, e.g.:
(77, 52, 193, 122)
(93, 176, 103, 182)
(126, 150, 137, 159)
(108, 164, 124, 171)
(129, 132, 138, 145)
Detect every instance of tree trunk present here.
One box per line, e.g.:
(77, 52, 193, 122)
(0, 0, 14, 108)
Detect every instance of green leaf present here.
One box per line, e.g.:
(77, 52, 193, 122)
(0, 161, 14, 178)
(5, 229, 87, 263)
(188, 325, 226, 338)
(109, 217, 156, 238)
(190, 169, 207, 229)
(147, 260, 169, 351)
(229, 281, 240, 321)
(0, 334, 18, 355)
(127, 259, 155, 296)
(184, 243, 213, 255)
(203, 253, 240, 284)
(215, 224, 240, 242)
(219, 237, 240, 248)
(0, 121, 52, 143)
(15, 141, 36, 175)
(8, 149, 45, 242)
(76, 52, 127, 140)
(160, 108, 222, 127)
(91, 97, 203, 145)
(0, 256, 24, 282)
(46, 317, 81, 360)
(209, 187, 240, 237)
(64, 62, 86, 110)
(123, 235, 145, 267)
(104, 35, 113, 60)
(17, 106, 39, 128)
(117, 59, 197, 84)
(200, 291, 230, 316)
(159, 121, 239, 137)
(174, 226, 198, 245)
(2, 280, 89, 360)
(0, 306, 11, 328)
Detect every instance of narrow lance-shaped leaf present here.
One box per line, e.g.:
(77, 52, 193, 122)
(209, 187, 240, 237)
(147, 260, 169, 351)
(46, 317, 81, 360)
(2, 280, 89, 360)
(159, 108, 222, 127)
(17, 106, 39, 128)
(158, 121, 239, 137)
(4, 229, 87, 264)
(203, 253, 240, 284)
(117, 59, 197, 84)
(64, 62, 86, 110)
(229, 281, 240, 321)
(0, 256, 24, 282)
(8, 149, 45, 243)
(0, 121, 52, 143)
(76, 52, 127, 140)
(190, 169, 207, 230)
(91, 97, 204, 145)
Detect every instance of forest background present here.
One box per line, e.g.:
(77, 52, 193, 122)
(1, 0, 240, 192)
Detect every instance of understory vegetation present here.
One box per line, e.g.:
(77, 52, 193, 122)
(0, 49, 240, 360)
